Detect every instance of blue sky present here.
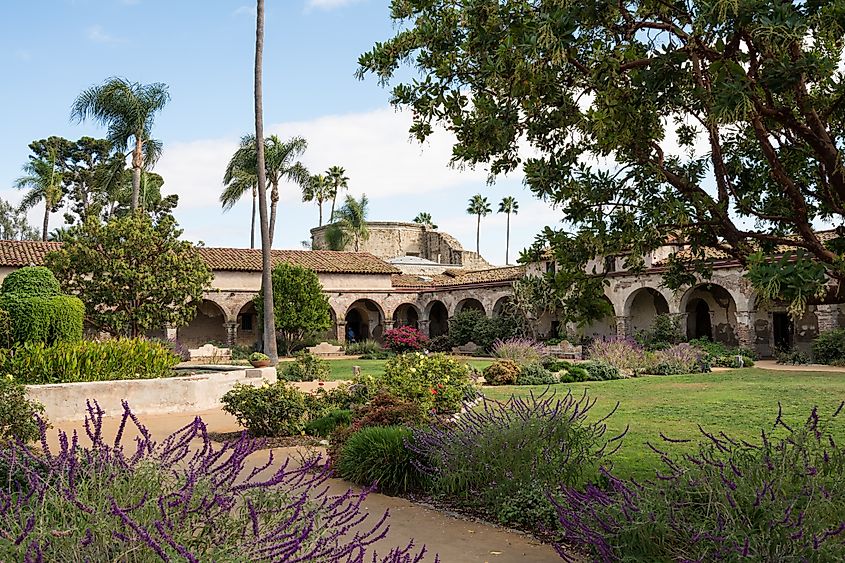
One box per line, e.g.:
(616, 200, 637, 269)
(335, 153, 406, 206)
(0, 0, 555, 265)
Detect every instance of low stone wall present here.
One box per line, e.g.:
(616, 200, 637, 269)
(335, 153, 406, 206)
(26, 367, 277, 423)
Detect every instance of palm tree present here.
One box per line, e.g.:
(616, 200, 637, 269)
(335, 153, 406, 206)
(71, 77, 170, 212)
(326, 165, 349, 221)
(15, 148, 63, 241)
(253, 0, 278, 363)
(326, 194, 369, 251)
(466, 194, 492, 254)
(413, 212, 437, 229)
(265, 134, 309, 245)
(221, 136, 259, 248)
(303, 173, 332, 226)
(498, 196, 519, 264)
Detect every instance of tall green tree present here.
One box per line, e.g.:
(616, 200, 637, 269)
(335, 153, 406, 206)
(221, 135, 259, 249)
(413, 212, 437, 229)
(326, 165, 349, 221)
(326, 194, 369, 251)
(359, 0, 845, 317)
(45, 215, 212, 338)
(15, 144, 64, 241)
(71, 77, 170, 212)
(0, 198, 38, 241)
(466, 194, 491, 254)
(253, 263, 332, 355)
(253, 0, 277, 363)
(498, 196, 519, 264)
(302, 173, 332, 226)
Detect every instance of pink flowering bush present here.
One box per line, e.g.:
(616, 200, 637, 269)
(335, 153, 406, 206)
(383, 325, 429, 353)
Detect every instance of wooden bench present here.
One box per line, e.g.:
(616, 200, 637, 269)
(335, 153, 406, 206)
(543, 341, 583, 360)
(451, 341, 481, 355)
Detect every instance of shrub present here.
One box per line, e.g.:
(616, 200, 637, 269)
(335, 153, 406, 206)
(516, 362, 558, 385)
(375, 352, 474, 413)
(221, 381, 312, 437)
(776, 347, 810, 365)
(587, 337, 645, 373)
(427, 334, 451, 352)
(554, 405, 845, 562)
(345, 339, 383, 356)
(690, 338, 757, 364)
(335, 426, 426, 495)
(383, 325, 429, 352)
(231, 344, 253, 360)
(351, 392, 427, 430)
(712, 354, 755, 368)
(411, 390, 621, 530)
(449, 311, 520, 350)
(281, 352, 330, 381)
(643, 342, 709, 375)
(483, 359, 520, 385)
(0, 402, 425, 561)
(0, 339, 179, 384)
(491, 337, 546, 365)
(249, 351, 269, 362)
(359, 350, 394, 360)
(305, 409, 352, 438)
(634, 313, 684, 349)
(0, 376, 44, 444)
(813, 328, 845, 365)
(580, 360, 623, 381)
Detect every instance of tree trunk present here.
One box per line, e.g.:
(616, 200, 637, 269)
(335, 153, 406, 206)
(476, 214, 480, 254)
(250, 187, 256, 249)
(329, 195, 337, 223)
(318, 202, 323, 226)
(254, 0, 278, 364)
(42, 201, 49, 241)
(269, 183, 278, 247)
(131, 137, 143, 212)
(505, 212, 510, 264)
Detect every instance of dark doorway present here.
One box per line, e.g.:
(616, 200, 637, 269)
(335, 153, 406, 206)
(428, 301, 449, 337)
(773, 312, 793, 350)
(693, 300, 712, 340)
(346, 309, 365, 342)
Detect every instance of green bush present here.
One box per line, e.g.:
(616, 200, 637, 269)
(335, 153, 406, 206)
(345, 340, 383, 356)
(231, 345, 254, 361)
(0, 376, 44, 444)
(448, 311, 519, 350)
(516, 363, 558, 385)
(221, 381, 312, 437)
(0, 266, 61, 296)
(281, 353, 330, 381)
(776, 347, 810, 365)
(813, 329, 845, 365)
(0, 339, 179, 384)
(483, 359, 520, 385)
(370, 352, 474, 414)
(634, 313, 684, 350)
(305, 409, 352, 438)
(427, 334, 451, 352)
(581, 360, 623, 381)
(335, 426, 425, 495)
(712, 354, 755, 368)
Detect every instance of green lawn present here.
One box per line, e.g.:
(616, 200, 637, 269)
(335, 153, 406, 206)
(481, 368, 845, 480)
(326, 357, 494, 381)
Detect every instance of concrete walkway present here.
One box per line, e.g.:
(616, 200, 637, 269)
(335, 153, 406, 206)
(751, 360, 845, 373)
(49, 409, 559, 563)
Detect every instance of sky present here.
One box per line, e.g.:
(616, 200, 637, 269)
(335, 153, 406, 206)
(0, 0, 559, 266)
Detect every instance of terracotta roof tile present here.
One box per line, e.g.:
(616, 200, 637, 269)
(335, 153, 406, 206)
(391, 266, 525, 288)
(0, 241, 398, 275)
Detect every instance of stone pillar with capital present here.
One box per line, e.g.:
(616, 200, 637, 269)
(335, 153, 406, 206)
(224, 321, 238, 348)
(816, 304, 840, 334)
(336, 320, 348, 344)
(615, 316, 631, 338)
(418, 319, 431, 337)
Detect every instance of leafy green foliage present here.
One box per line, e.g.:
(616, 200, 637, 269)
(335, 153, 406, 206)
(254, 263, 331, 355)
(221, 382, 311, 437)
(0, 197, 38, 240)
(1, 267, 60, 296)
(482, 360, 520, 386)
(45, 214, 212, 337)
(344, 340, 383, 356)
(335, 426, 425, 495)
(745, 251, 830, 317)
(0, 376, 44, 444)
(516, 363, 558, 386)
(776, 348, 811, 365)
(0, 339, 179, 384)
(325, 194, 369, 251)
(370, 352, 475, 414)
(304, 409, 351, 438)
(281, 353, 330, 382)
(580, 361, 623, 381)
(448, 310, 519, 350)
(634, 314, 685, 350)
(813, 329, 845, 365)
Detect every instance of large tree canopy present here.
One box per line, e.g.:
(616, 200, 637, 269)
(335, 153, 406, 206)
(359, 0, 845, 318)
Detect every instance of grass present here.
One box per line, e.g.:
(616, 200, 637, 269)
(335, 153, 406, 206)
(481, 368, 845, 480)
(326, 357, 493, 381)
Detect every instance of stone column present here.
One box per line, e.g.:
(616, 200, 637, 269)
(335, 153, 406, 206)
(615, 316, 631, 338)
(336, 320, 347, 344)
(383, 320, 395, 331)
(418, 319, 431, 337)
(816, 304, 840, 334)
(734, 310, 753, 349)
(224, 321, 238, 348)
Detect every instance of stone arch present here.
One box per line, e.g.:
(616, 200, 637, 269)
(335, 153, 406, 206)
(624, 287, 670, 335)
(454, 297, 485, 316)
(392, 303, 421, 329)
(581, 296, 617, 340)
(679, 283, 738, 345)
(345, 299, 385, 342)
(178, 299, 228, 348)
(492, 296, 512, 317)
(426, 300, 449, 337)
(235, 300, 259, 347)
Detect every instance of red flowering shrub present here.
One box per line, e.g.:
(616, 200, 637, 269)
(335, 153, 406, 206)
(383, 325, 429, 352)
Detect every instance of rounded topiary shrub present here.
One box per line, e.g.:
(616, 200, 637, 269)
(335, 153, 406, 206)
(483, 359, 520, 385)
(0, 267, 84, 346)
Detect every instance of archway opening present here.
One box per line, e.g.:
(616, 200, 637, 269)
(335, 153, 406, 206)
(456, 298, 485, 315)
(236, 301, 259, 347)
(492, 297, 512, 317)
(682, 284, 738, 345)
(178, 299, 227, 348)
(428, 301, 449, 337)
(687, 299, 712, 340)
(345, 299, 385, 343)
(581, 296, 616, 341)
(627, 288, 670, 334)
(393, 303, 420, 329)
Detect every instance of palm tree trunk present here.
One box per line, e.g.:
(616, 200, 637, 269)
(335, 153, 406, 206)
(254, 0, 278, 364)
(329, 195, 337, 223)
(269, 184, 278, 247)
(131, 137, 143, 212)
(250, 187, 256, 249)
(42, 201, 50, 241)
(318, 202, 323, 226)
(476, 214, 481, 254)
(505, 212, 511, 264)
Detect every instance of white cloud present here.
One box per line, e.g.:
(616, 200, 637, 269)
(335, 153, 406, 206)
(304, 0, 364, 11)
(86, 25, 124, 44)
(13, 49, 32, 61)
(232, 5, 256, 17)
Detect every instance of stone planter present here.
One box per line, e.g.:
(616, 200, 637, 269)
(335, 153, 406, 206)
(250, 360, 271, 368)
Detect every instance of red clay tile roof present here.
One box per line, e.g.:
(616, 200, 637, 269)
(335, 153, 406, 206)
(391, 266, 525, 288)
(0, 241, 398, 275)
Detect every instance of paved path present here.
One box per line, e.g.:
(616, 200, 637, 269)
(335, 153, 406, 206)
(753, 360, 845, 373)
(49, 409, 559, 563)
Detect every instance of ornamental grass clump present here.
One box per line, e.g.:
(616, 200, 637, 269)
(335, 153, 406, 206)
(644, 342, 709, 375)
(491, 337, 546, 366)
(553, 403, 845, 562)
(587, 337, 645, 373)
(0, 401, 432, 562)
(410, 390, 623, 531)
